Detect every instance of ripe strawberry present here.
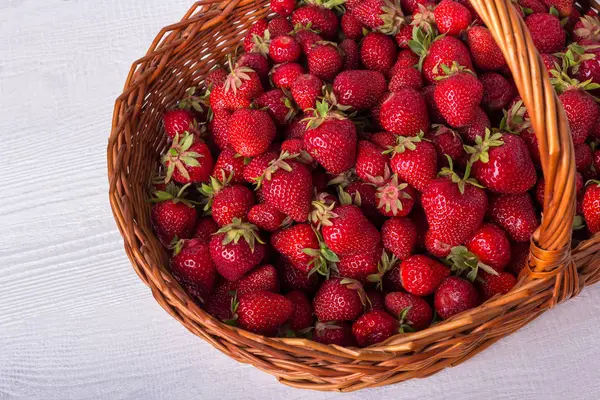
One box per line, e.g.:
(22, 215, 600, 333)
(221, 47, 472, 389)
(465, 223, 511, 273)
(292, 5, 339, 40)
(279, 259, 320, 293)
(583, 181, 600, 233)
(322, 205, 381, 256)
(163, 109, 195, 139)
(280, 139, 311, 164)
(235, 291, 293, 335)
(294, 27, 323, 54)
(507, 242, 530, 277)
(517, 0, 548, 14)
(352, 310, 399, 347)
(381, 217, 417, 260)
(248, 203, 288, 232)
(541, 0, 573, 17)
(313, 321, 356, 346)
(466, 26, 507, 71)
(337, 247, 382, 282)
(313, 277, 366, 321)
(209, 219, 266, 281)
(373, 172, 417, 217)
(210, 61, 264, 111)
(307, 42, 343, 81)
(162, 133, 214, 184)
(193, 217, 219, 243)
(559, 88, 599, 144)
(370, 131, 397, 149)
(261, 153, 313, 221)
(416, 32, 474, 83)
(426, 125, 465, 167)
(434, 0, 472, 36)
(284, 116, 310, 140)
(525, 12, 566, 53)
(488, 193, 539, 242)
(477, 271, 517, 301)
(467, 130, 537, 194)
(400, 255, 451, 296)
(269, 18, 294, 38)
(387, 133, 438, 192)
(572, 44, 600, 90)
(421, 84, 445, 124)
(394, 24, 413, 48)
(243, 20, 269, 54)
(205, 68, 228, 89)
(236, 52, 270, 80)
(269, 35, 302, 63)
(352, 0, 406, 35)
(391, 50, 420, 75)
(402, 0, 432, 13)
(204, 279, 238, 320)
(480, 72, 515, 111)
(360, 32, 397, 75)
(171, 239, 217, 300)
(237, 264, 279, 295)
(457, 107, 490, 144)
(271, 0, 295, 17)
(271, 223, 321, 273)
(355, 140, 389, 182)
(434, 64, 484, 128)
(575, 143, 593, 172)
(271, 62, 305, 89)
(385, 291, 433, 331)
(255, 89, 297, 126)
(208, 109, 231, 150)
(291, 74, 323, 112)
(573, 15, 600, 43)
(285, 290, 314, 331)
(340, 38, 361, 70)
(378, 89, 430, 136)
(228, 109, 276, 157)
(341, 13, 365, 40)
(205, 182, 255, 226)
(389, 67, 423, 91)
(151, 184, 197, 246)
(434, 276, 480, 319)
(367, 290, 385, 310)
(243, 151, 278, 184)
(333, 70, 388, 111)
(346, 181, 382, 222)
(211, 147, 247, 184)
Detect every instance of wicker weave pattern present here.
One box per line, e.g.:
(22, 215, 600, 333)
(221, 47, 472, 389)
(107, 0, 600, 392)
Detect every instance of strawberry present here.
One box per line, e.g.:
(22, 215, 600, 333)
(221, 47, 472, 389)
(402, 0, 432, 13)
(426, 125, 465, 167)
(285, 116, 310, 140)
(421, 84, 446, 124)
(434, 64, 484, 128)
(208, 109, 231, 150)
(434, 276, 480, 319)
(541, 0, 573, 17)
(151, 184, 197, 246)
(235, 291, 293, 335)
(294, 27, 323, 54)
(466, 130, 537, 194)
(367, 290, 385, 310)
(571, 44, 600, 90)
(236, 53, 270, 80)
(385, 292, 433, 331)
(304, 102, 357, 174)
(457, 107, 490, 144)
(434, 0, 472, 36)
(466, 26, 507, 71)
(517, 0, 548, 14)
(573, 15, 600, 43)
(313, 321, 356, 346)
(243, 151, 278, 184)
(488, 193, 539, 242)
(383, 262, 403, 291)
(285, 290, 314, 330)
(413, 30, 474, 84)
(248, 203, 288, 232)
(313, 277, 366, 321)
(163, 109, 195, 139)
(271, 62, 306, 89)
(575, 143, 593, 173)
(355, 140, 389, 182)
(372, 172, 417, 217)
(341, 13, 365, 40)
(391, 49, 420, 75)
(162, 133, 214, 184)
(210, 60, 264, 111)
(279, 259, 320, 293)
(269, 35, 302, 63)
(271, 0, 296, 16)
(204, 279, 238, 320)
(209, 219, 266, 281)
(228, 109, 276, 157)
(389, 67, 423, 91)
(381, 217, 418, 260)
(346, 181, 382, 222)
(340, 38, 361, 70)
(170, 239, 217, 300)
(525, 12, 566, 53)
(211, 147, 247, 184)
(193, 217, 219, 243)
(243, 20, 269, 54)
(255, 89, 297, 126)
(400, 254, 451, 296)
(271, 223, 322, 273)
(269, 17, 294, 38)
(237, 264, 279, 295)
(292, 74, 323, 111)
(261, 153, 313, 221)
(352, 310, 399, 347)
(352, 0, 406, 35)
(211, 185, 254, 227)
(583, 181, 600, 233)
(205, 68, 228, 89)
(558, 88, 599, 144)
(280, 139, 312, 164)
(465, 223, 511, 273)
(333, 70, 388, 111)
(322, 205, 381, 256)
(594, 149, 600, 172)
(292, 5, 339, 40)
(477, 271, 517, 301)
(394, 24, 414, 48)
(337, 247, 382, 282)
(360, 32, 397, 75)
(370, 131, 397, 149)
(307, 42, 343, 81)
(378, 90, 430, 136)
(387, 133, 438, 192)
(508, 242, 530, 277)
(480, 72, 515, 111)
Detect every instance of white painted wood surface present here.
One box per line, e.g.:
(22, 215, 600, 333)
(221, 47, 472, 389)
(1, 1, 600, 399)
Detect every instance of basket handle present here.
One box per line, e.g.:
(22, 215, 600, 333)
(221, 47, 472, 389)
(468, 0, 579, 304)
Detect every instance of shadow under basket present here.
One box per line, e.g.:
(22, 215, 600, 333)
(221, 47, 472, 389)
(108, 0, 600, 392)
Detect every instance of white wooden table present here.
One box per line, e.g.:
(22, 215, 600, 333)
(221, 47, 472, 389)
(1, 1, 600, 399)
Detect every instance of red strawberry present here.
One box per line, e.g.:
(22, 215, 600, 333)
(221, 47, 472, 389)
(243, 20, 269, 54)
(269, 17, 294, 38)
(573, 15, 600, 43)
(389, 67, 423, 91)
(313, 321, 356, 346)
(269, 35, 302, 63)
(378, 90, 430, 136)
(285, 116, 310, 140)
(236, 53, 270, 80)
(151, 184, 197, 246)
(294, 27, 323, 54)
(237, 264, 279, 295)
(193, 217, 219, 243)
(387, 133, 438, 192)
(271, 223, 321, 273)
(360, 32, 397, 75)
(340, 38, 361, 70)
(466, 25, 507, 71)
(477, 271, 517, 301)
(465, 223, 511, 272)
(341, 13, 365, 40)
(400, 255, 451, 296)
(208, 109, 231, 150)
(394, 24, 413, 48)
(367, 290, 385, 310)
(352, 310, 399, 347)
(271, 0, 295, 16)
(488, 193, 539, 242)
(255, 89, 297, 126)
(313, 277, 366, 321)
(235, 291, 293, 335)
(285, 290, 314, 330)
(402, 0, 432, 13)
(333, 70, 388, 111)
(541, 0, 573, 17)
(271, 62, 306, 89)
(559, 88, 599, 145)
(421, 84, 446, 124)
(525, 12, 566, 53)
(248, 203, 288, 232)
(211, 184, 255, 227)
(352, 0, 406, 35)
(209, 219, 266, 281)
(322, 205, 381, 256)
(370, 131, 397, 149)
(337, 247, 382, 282)
(307, 42, 343, 81)
(211, 61, 264, 111)
(583, 181, 600, 233)
(163, 109, 195, 139)
(381, 217, 417, 260)
(261, 153, 313, 221)
(426, 125, 465, 166)
(292, 5, 339, 40)
(517, 0, 548, 14)
(508, 242, 530, 277)
(457, 107, 490, 144)
(228, 109, 276, 157)
(346, 181, 382, 222)
(162, 133, 214, 185)
(391, 50, 420, 75)
(171, 239, 217, 300)
(417, 33, 474, 84)
(205, 68, 228, 89)
(211, 147, 247, 184)
(279, 259, 320, 293)
(480, 72, 515, 111)
(434, 0, 472, 36)
(434, 276, 480, 319)
(292, 74, 323, 111)
(385, 292, 433, 331)
(434, 64, 484, 128)
(575, 143, 593, 173)
(204, 279, 238, 320)
(355, 140, 389, 182)
(243, 151, 278, 184)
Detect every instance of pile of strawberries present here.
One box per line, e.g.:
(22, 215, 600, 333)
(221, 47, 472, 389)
(149, 0, 600, 347)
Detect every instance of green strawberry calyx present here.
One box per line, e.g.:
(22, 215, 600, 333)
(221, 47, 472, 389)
(224, 55, 257, 94)
(573, 15, 600, 43)
(250, 29, 271, 56)
(398, 306, 416, 333)
(291, 22, 320, 35)
(216, 218, 265, 252)
(445, 245, 499, 283)
(256, 151, 299, 189)
(150, 182, 195, 208)
(464, 128, 504, 164)
(303, 99, 348, 129)
(162, 132, 204, 183)
(550, 53, 600, 95)
(223, 290, 240, 326)
(433, 62, 476, 81)
(376, 0, 406, 35)
(383, 130, 428, 155)
(370, 167, 412, 216)
(302, 0, 346, 12)
(438, 156, 485, 195)
(309, 191, 339, 228)
(178, 86, 210, 114)
(499, 100, 531, 134)
(197, 171, 233, 212)
(409, 26, 435, 72)
(303, 228, 340, 278)
(410, 3, 436, 33)
(367, 250, 399, 291)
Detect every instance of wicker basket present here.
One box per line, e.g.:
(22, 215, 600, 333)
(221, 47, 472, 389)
(108, 0, 600, 392)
